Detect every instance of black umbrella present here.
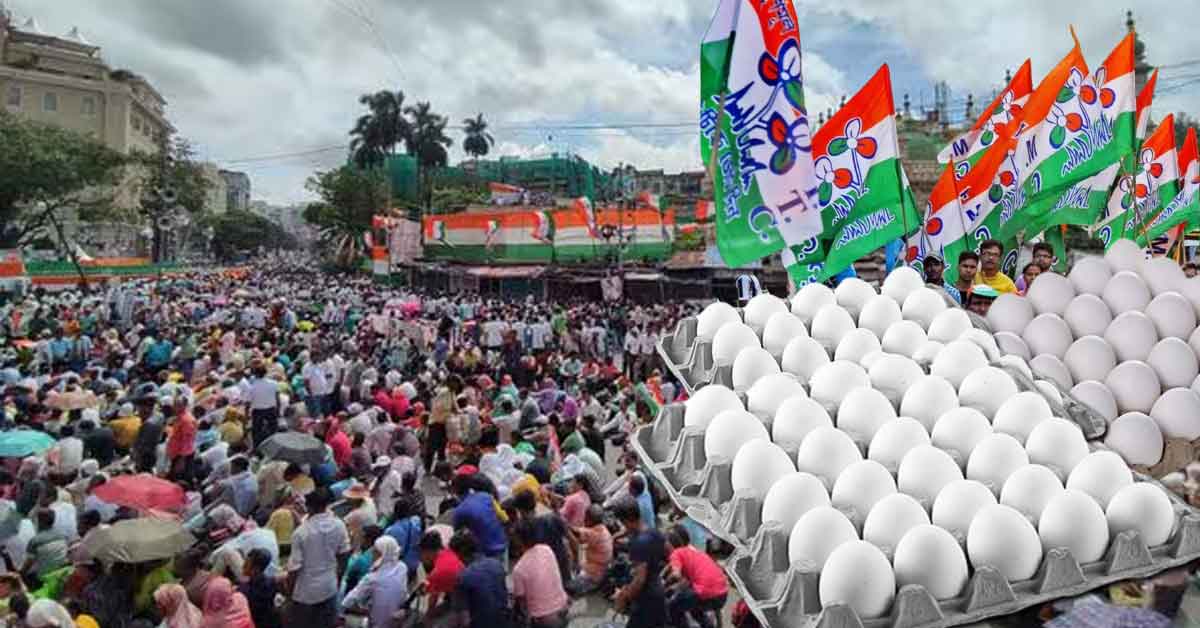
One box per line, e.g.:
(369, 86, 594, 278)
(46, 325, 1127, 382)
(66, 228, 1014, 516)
(257, 431, 326, 466)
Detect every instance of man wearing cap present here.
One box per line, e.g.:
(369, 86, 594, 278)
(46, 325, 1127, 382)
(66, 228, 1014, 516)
(108, 402, 141, 452)
(370, 456, 403, 520)
(966, 284, 1000, 317)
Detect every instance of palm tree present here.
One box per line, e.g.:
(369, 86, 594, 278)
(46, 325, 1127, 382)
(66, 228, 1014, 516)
(349, 90, 411, 169)
(461, 113, 494, 167)
(404, 101, 453, 213)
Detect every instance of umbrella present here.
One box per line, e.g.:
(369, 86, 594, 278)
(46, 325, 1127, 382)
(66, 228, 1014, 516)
(0, 430, 56, 458)
(91, 473, 187, 512)
(82, 518, 195, 564)
(258, 431, 326, 466)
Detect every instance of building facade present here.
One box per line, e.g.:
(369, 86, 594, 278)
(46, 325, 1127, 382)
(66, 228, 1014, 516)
(219, 170, 251, 213)
(200, 163, 228, 215)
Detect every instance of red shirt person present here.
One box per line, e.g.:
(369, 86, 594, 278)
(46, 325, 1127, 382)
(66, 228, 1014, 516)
(419, 530, 465, 615)
(665, 524, 728, 628)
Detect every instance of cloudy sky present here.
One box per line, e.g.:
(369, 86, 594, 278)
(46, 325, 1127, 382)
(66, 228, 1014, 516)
(9, 0, 1200, 205)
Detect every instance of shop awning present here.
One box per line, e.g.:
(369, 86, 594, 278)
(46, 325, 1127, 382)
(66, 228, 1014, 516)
(465, 266, 545, 278)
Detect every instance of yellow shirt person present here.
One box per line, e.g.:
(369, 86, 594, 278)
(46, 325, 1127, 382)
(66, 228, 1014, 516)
(975, 270, 1017, 294)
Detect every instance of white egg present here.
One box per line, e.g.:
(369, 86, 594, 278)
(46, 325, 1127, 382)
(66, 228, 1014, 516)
(1001, 464, 1065, 519)
(1066, 451, 1133, 509)
(809, 361, 870, 409)
(869, 354, 924, 395)
(788, 506, 858, 567)
(762, 472, 830, 532)
(893, 524, 970, 600)
(993, 392, 1053, 444)
(791, 282, 837, 325)
(1103, 271, 1153, 314)
(746, 373, 806, 417)
(1150, 387, 1200, 440)
(960, 328, 1002, 359)
(858, 350, 887, 370)
(773, 396, 834, 446)
(998, 354, 1034, 379)
(1190, 328, 1200, 364)
(1030, 354, 1073, 391)
(1141, 256, 1187, 296)
(819, 541, 896, 619)
(959, 367, 1019, 418)
(882, 320, 929, 357)
(900, 376, 960, 432)
(1069, 256, 1113, 296)
(834, 328, 882, 364)
(1105, 311, 1160, 364)
(859, 295, 903, 338)
(837, 387, 898, 441)
(1146, 292, 1197, 340)
(1063, 294, 1113, 339)
(1070, 380, 1119, 424)
(912, 340, 945, 363)
(1063, 336, 1117, 385)
(743, 293, 789, 335)
(683, 384, 743, 430)
(697, 301, 741, 341)
(897, 445, 963, 503)
(1148, 338, 1200, 390)
(811, 303, 857, 351)
(1194, 374, 1200, 397)
(704, 409, 769, 460)
(731, 439, 796, 498)
(967, 503, 1043, 582)
(1038, 489, 1110, 564)
(931, 407, 993, 464)
(987, 293, 1035, 334)
(1035, 380, 1065, 405)
(994, 332, 1032, 361)
(795, 426, 863, 489)
(1027, 272, 1076, 316)
(928, 308, 974, 344)
(868, 417, 931, 473)
(863, 492, 929, 552)
(1180, 277, 1200, 318)
(1105, 361, 1162, 414)
(835, 278, 877, 320)
(1022, 313, 1073, 359)
(1025, 418, 1089, 479)
(762, 312, 809, 358)
(932, 479, 997, 537)
(967, 433, 1029, 491)
(1104, 412, 1165, 466)
(731, 347, 780, 391)
(882, 266, 926, 304)
(1104, 238, 1145, 273)
(780, 336, 830, 380)
(902, 287, 949, 330)
(711, 321, 761, 365)
(931, 340, 989, 388)
(832, 460, 897, 522)
(1106, 483, 1176, 547)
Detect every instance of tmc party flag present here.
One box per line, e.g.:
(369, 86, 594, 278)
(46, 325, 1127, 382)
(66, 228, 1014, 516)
(1126, 114, 1178, 244)
(1140, 125, 1196, 245)
(701, 0, 823, 268)
(807, 64, 921, 280)
(939, 59, 1033, 173)
(1097, 66, 1159, 247)
(999, 32, 1137, 242)
(924, 164, 972, 285)
(1136, 69, 1159, 141)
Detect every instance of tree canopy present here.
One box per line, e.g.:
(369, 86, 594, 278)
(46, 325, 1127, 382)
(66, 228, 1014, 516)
(201, 210, 297, 261)
(303, 166, 391, 267)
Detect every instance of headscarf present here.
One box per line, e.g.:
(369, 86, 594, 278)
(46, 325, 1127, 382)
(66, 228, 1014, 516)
(25, 599, 75, 628)
(154, 583, 204, 628)
(372, 535, 401, 571)
(201, 576, 254, 628)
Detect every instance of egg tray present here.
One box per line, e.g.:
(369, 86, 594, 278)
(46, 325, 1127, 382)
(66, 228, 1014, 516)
(631, 401, 1200, 628)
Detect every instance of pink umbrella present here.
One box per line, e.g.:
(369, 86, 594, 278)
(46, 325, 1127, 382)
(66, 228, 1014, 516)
(92, 473, 186, 513)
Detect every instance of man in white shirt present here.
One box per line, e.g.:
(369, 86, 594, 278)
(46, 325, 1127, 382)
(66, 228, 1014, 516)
(287, 488, 350, 628)
(246, 362, 281, 446)
(481, 318, 507, 349)
(302, 357, 331, 418)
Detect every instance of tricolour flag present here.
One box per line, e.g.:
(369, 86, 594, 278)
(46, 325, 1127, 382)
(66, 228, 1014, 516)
(804, 64, 921, 281)
(532, 211, 553, 243)
(1136, 69, 1159, 141)
(488, 182, 526, 206)
(701, 0, 823, 268)
(997, 32, 1136, 242)
(1136, 120, 1190, 245)
(923, 163, 971, 283)
(1097, 66, 1159, 247)
(944, 129, 1017, 283)
(939, 59, 1033, 173)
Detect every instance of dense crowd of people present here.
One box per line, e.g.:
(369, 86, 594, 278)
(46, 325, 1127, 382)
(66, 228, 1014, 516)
(0, 258, 743, 628)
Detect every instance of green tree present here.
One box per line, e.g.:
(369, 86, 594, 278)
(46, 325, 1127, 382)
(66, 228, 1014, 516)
(129, 136, 212, 260)
(0, 110, 126, 248)
(304, 166, 391, 268)
(201, 210, 297, 261)
(350, 90, 411, 170)
(405, 101, 453, 214)
(461, 113, 494, 165)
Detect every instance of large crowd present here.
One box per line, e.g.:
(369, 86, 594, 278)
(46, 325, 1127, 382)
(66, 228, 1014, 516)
(0, 259, 741, 628)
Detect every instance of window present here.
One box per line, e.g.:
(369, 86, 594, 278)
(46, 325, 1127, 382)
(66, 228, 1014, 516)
(131, 114, 141, 132)
(4, 85, 19, 111)
(42, 91, 57, 112)
(81, 96, 96, 115)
